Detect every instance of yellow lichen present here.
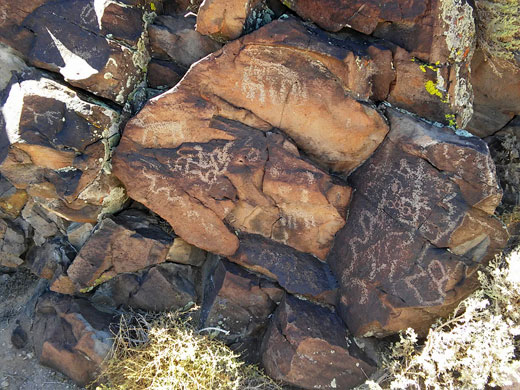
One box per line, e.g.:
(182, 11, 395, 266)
(425, 80, 449, 103)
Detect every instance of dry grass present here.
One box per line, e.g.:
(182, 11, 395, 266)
(362, 248, 520, 390)
(91, 307, 282, 390)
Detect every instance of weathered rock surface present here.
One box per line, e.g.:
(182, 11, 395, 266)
(0, 68, 127, 223)
(167, 237, 207, 266)
(0, 0, 151, 103)
(196, 0, 269, 41)
(200, 259, 282, 361)
(113, 18, 401, 258)
(147, 59, 184, 89)
(30, 293, 114, 386)
(228, 233, 338, 304)
(0, 218, 27, 267)
(328, 108, 509, 337)
(0, 174, 27, 218)
(467, 51, 520, 137)
(51, 209, 172, 294)
(261, 294, 375, 390)
(92, 262, 198, 311)
(22, 198, 69, 246)
(26, 236, 76, 281)
(149, 14, 222, 69)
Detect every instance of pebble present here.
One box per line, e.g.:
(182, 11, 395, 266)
(1, 380, 9, 389)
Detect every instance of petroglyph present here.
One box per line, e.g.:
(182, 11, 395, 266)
(25, 107, 62, 126)
(170, 142, 233, 185)
(241, 59, 308, 105)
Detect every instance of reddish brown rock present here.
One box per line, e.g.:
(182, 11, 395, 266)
(0, 0, 150, 103)
(0, 175, 27, 218)
(113, 18, 393, 258)
(30, 293, 114, 386)
(147, 59, 184, 89)
(0, 68, 126, 223)
(261, 294, 375, 390)
(196, 0, 268, 41)
(149, 14, 222, 69)
(467, 50, 520, 137)
(200, 259, 282, 361)
(167, 237, 207, 266)
(51, 209, 173, 293)
(327, 108, 509, 337)
(228, 233, 338, 304)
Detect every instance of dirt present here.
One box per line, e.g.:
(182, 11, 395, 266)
(0, 267, 83, 390)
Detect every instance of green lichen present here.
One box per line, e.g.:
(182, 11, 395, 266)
(475, 0, 520, 67)
(445, 113, 457, 127)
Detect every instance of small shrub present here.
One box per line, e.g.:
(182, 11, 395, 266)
(364, 248, 520, 390)
(91, 308, 281, 390)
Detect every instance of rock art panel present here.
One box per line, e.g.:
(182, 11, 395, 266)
(51, 209, 173, 294)
(228, 233, 338, 304)
(328, 108, 509, 337)
(113, 18, 395, 258)
(0, 68, 126, 223)
(261, 294, 376, 390)
(0, 0, 151, 103)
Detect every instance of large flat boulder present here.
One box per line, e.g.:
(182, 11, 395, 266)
(261, 294, 376, 390)
(113, 18, 396, 258)
(327, 108, 509, 337)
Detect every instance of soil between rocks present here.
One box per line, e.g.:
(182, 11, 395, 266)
(0, 268, 82, 390)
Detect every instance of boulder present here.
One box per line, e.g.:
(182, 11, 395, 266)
(200, 259, 282, 362)
(228, 233, 338, 304)
(0, 68, 127, 223)
(30, 293, 114, 387)
(467, 51, 520, 137)
(0, 0, 151, 103)
(22, 198, 69, 246)
(51, 209, 173, 294)
(327, 108, 509, 337)
(0, 218, 27, 267)
(261, 294, 376, 390)
(92, 262, 198, 311)
(196, 0, 271, 41)
(113, 18, 397, 258)
(166, 237, 207, 266)
(148, 14, 222, 69)
(147, 59, 184, 89)
(66, 222, 94, 250)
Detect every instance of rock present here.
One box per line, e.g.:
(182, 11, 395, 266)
(0, 67, 127, 223)
(26, 236, 76, 281)
(30, 293, 114, 386)
(200, 259, 281, 361)
(51, 209, 173, 294)
(0, 219, 27, 267)
(261, 294, 375, 390)
(167, 237, 207, 266)
(113, 18, 396, 258)
(66, 222, 94, 250)
(164, 0, 203, 15)
(11, 323, 28, 349)
(196, 0, 268, 41)
(22, 199, 69, 246)
(0, 174, 27, 218)
(228, 233, 338, 304)
(327, 108, 509, 337)
(147, 59, 184, 89)
(148, 14, 222, 69)
(467, 51, 520, 137)
(0, 0, 151, 103)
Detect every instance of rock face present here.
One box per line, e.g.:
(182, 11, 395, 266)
(0, 68, 126, 223)
(113, 17, 398, 258)
(92, 262, 198, 311)
(228, 233, 338, 304)
(31, 293, 114, 387)
(201, 259, 282, 361)
(261, 294, 376, 390)
(328, 108, 509, 337)
(51, 209, 173, 294)
(0, 218, 27, 267)
(0, 0, 152, 104)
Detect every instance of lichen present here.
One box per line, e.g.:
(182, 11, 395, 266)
(475, 0, 520, 68)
